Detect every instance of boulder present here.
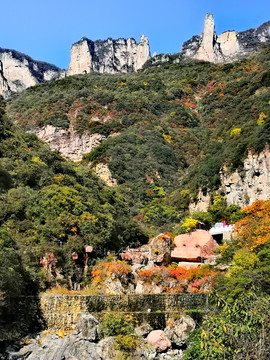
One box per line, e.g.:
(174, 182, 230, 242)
(156, 350, 184, 359)
(147, 330, 171, 352)
(23, 332, 102, 360)
(97, 337, 117, 360)
(164, 315, 196, 346)
(76, 314, 99, 341)
(104, 278, 124, 295)
(64, 340, 101, 360)
(135, 280, 163, 295)
(135, 323, 153, 337)
(148, 234, 172, 265)
(134, 340, 156, 359)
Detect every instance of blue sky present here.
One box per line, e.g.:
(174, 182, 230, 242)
(1, 0, 270, 69)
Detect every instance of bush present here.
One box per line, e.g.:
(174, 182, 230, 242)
(98, 312, 133, 337)
(115, 334, 140, 355)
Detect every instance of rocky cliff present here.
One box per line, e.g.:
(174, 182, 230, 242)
(67, 35, 150, 75)
(182, 13, 270, 63)
(0, 48, 65, 98)
(33, 125, 105, 162)
(220, 148, 270, 207)
(190, 148, 270, 211)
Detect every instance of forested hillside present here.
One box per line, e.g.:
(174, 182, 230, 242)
(0, 95, 145, 287)
(1, 48, 270, 358)
(7, 49, 270, 233)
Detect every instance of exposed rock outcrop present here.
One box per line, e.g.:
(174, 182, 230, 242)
(148, 233, 172, 265)
(189, 190, 211, 213)
(0, 48, 64, 98)
(94, 163, 117, 187)
(164, 315, 196, 346)
(33, 125, 105, 161)
(221, 148, 270, 207)
(182, 13, 270, 63)
(189, 148, 270, 210)
(67, 35, 150, 75)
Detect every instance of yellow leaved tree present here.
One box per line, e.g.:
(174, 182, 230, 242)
(234, 199, 270, 251)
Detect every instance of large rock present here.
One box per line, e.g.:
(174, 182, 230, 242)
(67, 35, 150, 76)
(182, 13, 270, 64)
(32, 125, 105, 161)
(96, 337, 117, 360)
(148, 233, 172, 265)
(196, 13, 224, 63)
(220, 147, 270, 207)
(147, 330, 171, 352)
(135, 323, 153, 337)
(20, 332, 102, 360)
(94, 163, 117, 187)
(135, 279, 162, 295)
(0, 48, 64, 98)
(164, 315, 196, 346)
(64, 340, 101, 360)
(76, 314, 99, 341)
(171, 230, 218, 262)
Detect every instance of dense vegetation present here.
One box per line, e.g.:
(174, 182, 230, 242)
(7, 49, 270, 233)
(184, 200, 270, 360)
(0, 97, 146, 341)
(0, 48, 270, 357)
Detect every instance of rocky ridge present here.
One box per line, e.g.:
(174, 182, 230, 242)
(67, 35, 150, 75)
(2, 15, 270, 97)
(0, 48, 65, 98)
(181, 13, 270, 63)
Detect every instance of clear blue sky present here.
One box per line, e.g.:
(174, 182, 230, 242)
(1, 0, 270, 69)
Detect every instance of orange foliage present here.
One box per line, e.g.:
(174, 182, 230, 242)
(137, 265, 218, 291)
(169, 266, 217, 281)
(91, 261, 132, 284)
(234, 200, 270, 251)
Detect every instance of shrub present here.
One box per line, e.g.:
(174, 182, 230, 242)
(91, 260, 132, 284)
(115, 334, 140, 354)
(98, 312, 133, 337)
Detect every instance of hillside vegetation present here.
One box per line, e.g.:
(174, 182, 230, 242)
(7, 49, 270, 233)
(0, 49, 270, 358)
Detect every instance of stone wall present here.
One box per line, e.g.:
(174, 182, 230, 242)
(41, 294, 209, 331)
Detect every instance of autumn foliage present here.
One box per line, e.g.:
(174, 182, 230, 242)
(234, 199, 270, 250)
(137, 265, 218, 293)
(92, 260, 132, 284)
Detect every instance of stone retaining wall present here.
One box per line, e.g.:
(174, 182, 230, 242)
(41, 294, 209, 331)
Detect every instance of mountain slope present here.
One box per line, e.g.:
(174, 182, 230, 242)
(5, 48, 270, 232)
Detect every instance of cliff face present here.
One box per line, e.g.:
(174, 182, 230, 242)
(190, 148, 270, 211)
(33, 125, 105, 162)
(67, 35, 150, 75)
(182, 13, 270, 63)
(0, 48, 65, 98)
(220, 148, 270, 207)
